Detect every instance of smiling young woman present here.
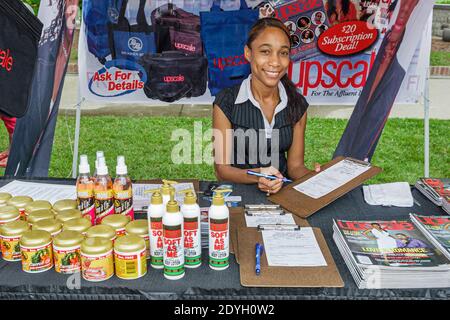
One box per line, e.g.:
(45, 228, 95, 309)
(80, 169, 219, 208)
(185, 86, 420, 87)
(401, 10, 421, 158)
(212, 17, 319, 196)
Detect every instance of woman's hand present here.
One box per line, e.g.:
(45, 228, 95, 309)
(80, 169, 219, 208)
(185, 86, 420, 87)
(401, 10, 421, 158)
(258, 166, 284, 196)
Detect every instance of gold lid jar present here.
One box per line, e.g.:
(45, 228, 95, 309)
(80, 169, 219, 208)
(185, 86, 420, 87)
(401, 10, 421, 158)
(0, 220, 29, 261)
(25, 200, 52, 217)
(0, 192, 12, 206)
(20, 230, 53, 273)
(101, 214, 130, 237)
(27, 209, 55, 225)
(32, 219, 62, 237)
(0, 206, 20, 224)
(114, 235, 147, 280)
(125, 219, 149, 260)
(52, 199, 78, 213)
(55, 209, 82, 223)
(7, 196, 33, 209)
(80, 237, 114, 282)
(63, 218, 92, 235)
(86, 225, 116, 241)
(53, 230, 83, 274)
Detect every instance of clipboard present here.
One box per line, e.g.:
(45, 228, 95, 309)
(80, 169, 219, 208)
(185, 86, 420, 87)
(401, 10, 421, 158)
(229, 207, 310, 264)
(238, 225, 344, 288)
(268, 156, 382, 219)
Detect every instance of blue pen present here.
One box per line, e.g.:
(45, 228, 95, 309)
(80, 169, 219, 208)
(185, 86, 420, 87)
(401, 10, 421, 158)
(255, 243, 264, 275)
(247, 170, 292, 183)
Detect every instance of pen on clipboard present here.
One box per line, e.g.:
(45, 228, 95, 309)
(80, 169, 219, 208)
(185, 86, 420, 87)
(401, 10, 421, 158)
(255, 243, 264, 275)
(247, 170, 292, 183)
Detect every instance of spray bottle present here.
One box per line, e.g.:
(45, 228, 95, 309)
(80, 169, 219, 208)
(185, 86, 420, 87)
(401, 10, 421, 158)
(208, 189, 231, 270)
(161, 180, 178, 208)
(76, 155, 96, 224)
(113, 156, 134, 220)
(180, 190, 201, 268)
(94, 157, 114, 225)
(163, 189, 184, 280)
(146, 189, 165, 269)
(93, 151, 104, 178)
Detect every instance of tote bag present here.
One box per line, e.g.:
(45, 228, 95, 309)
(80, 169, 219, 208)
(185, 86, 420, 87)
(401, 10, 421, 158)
(0, 0, 43, 118)
(109, 0, 156, 63)
(200, 0, 259, 96)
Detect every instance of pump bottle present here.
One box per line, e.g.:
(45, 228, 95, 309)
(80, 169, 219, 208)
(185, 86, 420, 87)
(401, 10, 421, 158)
(113, 156, 134, 220)
(208, 189, 231, 270)
(180, 190, 201, 268)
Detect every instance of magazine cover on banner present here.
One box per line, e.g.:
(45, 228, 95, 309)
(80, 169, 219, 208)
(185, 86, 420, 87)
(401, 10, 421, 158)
(78, 0, 432, 105)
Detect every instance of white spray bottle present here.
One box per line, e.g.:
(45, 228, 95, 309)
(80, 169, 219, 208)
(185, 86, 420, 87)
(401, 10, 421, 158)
(208, 189, 231, 270)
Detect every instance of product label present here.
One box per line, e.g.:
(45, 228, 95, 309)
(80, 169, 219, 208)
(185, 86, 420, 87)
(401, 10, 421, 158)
(0, 235, 22, 261)
(149, 217, 163, 266)
(116, 227, 126, 238)
(78, 189, 96, 225)
(113, 189, 134, 220)
(53, 245, 81, 274)
(209, 218, 229, 269)
(21, 243, 53, 273)
(81, 250, 114, 282)
(94, 190, 114, 225)
(163, 224, 184, 277)
(184, 217, 201, 266)
(114, 249, 147, 279)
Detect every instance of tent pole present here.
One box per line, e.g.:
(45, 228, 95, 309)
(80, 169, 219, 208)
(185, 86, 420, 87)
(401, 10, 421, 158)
(424, 68, 430, 178)
(72, 86, 82, 179)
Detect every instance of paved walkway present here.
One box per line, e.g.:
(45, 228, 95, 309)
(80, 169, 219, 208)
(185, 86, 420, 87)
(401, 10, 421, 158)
(59, 74, 450, 119)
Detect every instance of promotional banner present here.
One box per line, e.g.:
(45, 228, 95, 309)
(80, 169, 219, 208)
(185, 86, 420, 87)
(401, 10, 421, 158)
(6, 0, 79, 177)
(79, 0, 431, 105)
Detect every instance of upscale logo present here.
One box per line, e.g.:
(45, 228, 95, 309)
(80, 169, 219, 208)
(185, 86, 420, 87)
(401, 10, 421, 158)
(164, 75, 185, 83)
(0, 48, 13, 72)
(213, 54, 249, 71)
(174, 42, 196, 53)
(128, 37, 143, 52)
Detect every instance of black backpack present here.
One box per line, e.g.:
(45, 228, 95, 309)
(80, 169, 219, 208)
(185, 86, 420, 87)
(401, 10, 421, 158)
(140, 51, 207, 103)
(0, 0, 43, 118)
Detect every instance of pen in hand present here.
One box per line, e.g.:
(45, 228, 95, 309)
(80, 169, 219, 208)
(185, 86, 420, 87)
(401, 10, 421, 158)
(255, 243, 264, 276)
(247, 170, 292, 183)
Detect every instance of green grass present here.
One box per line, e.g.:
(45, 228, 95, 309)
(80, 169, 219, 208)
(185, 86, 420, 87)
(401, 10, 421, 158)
(0, 116, 448, 184)
(431, 52, 450, 67)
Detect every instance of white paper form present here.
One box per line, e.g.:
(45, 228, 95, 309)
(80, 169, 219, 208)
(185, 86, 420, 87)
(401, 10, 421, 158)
(0, 180, 76, 204)
(132, 183, 195, 210)
(294, 159, 371, 199)
(245, 214, 295, 228)
(262, 227, 327, 267)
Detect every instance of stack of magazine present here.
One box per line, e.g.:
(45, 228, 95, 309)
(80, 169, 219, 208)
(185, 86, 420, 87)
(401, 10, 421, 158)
(415, 178, 450, 214)
(410, 214, 450, 260)
(333, 218, 450, 289)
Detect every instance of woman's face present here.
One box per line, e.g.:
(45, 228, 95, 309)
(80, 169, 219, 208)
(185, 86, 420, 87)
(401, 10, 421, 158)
(245, 27, 291, 89)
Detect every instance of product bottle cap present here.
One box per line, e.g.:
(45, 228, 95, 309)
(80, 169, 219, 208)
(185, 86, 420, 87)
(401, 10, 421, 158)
(181, 190, 197, 205)
(97, 157, 108, 175)
(166, 189, 179, 213)
(161, 179, 178, 195)
(151, 191, 163, 205)
(79, 155, 90, 174)
(96, 151, 104, 161)
(212, 189, 232, 206)
(116, 155, 127, 175)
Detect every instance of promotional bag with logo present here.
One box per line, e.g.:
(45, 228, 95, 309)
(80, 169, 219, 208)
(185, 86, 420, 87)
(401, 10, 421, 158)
(200, 0, 259, 96)
(83, 0, 123, 64)
(109, 0, 156, 63)
(140, 51, 207, 103)
(0, 0, 43, 118)
(151, 3, 202, 55)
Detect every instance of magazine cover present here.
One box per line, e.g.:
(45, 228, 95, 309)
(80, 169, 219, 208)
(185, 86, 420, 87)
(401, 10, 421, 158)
(334, 219, 448, 267)
(420, 178, 450, 203)
(411, 215, 450, 255)
(271, 0, 330, 61)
